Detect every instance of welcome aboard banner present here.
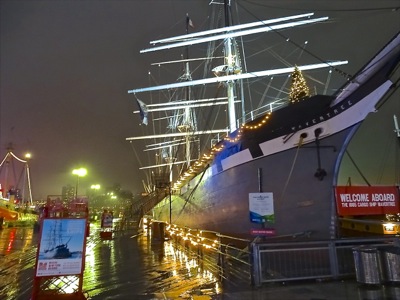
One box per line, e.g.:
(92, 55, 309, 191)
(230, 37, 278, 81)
(335, 186, 400, 216)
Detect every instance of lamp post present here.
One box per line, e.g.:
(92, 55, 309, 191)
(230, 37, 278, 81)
(72, 168, 87, 199)
(90, 184, 101, 208)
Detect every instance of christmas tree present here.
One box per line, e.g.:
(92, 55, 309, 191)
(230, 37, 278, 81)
(289, 66, 310, 103)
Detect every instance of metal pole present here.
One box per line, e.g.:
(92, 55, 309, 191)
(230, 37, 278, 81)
(75, 176, 79, 199)
(169, 183, 172, 224)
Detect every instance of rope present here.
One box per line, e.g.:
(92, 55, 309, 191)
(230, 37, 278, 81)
(280, 135, 304, 201)
(175, 164, 210, 222)
(345, 150, 371, 186)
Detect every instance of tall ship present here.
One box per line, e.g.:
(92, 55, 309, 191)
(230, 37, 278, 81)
(0, 146, 37, 226)
(126, 1, 400, 239)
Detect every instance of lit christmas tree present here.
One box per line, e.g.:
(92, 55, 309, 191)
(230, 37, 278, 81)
(289, 66, 310, 103)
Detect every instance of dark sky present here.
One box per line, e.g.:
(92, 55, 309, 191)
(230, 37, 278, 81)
(1, 0, 399, 199)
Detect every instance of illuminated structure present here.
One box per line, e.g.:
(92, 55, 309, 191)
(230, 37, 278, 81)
(0, 146, 33, 205)
(62, 184, 76, 203)
(72, 168, 87, 199)
(125, 1, 400, 239)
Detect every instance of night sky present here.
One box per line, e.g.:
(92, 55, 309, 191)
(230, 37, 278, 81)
(1, 0, 399, 199)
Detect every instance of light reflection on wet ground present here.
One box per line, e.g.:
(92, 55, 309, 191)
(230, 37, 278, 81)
(0, 224, 220, 300)
(2, 225, 400, 300)
(85, 226, 220, 299)
(0, 227, 38, 299)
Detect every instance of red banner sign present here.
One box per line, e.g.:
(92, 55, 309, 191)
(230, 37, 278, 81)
(250, 228, 276, 236)
(335, 186, 400, 216)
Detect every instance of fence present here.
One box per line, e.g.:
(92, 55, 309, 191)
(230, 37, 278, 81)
(160, 224, 252, 288)
(252, 237, 399, 287)
(147, 220, 399, 288)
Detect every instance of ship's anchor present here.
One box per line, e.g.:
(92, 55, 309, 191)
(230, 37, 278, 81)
(314, 128, 327, 180)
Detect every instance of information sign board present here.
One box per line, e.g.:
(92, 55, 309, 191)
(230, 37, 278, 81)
(249, 192, 274, 223)
(36, 218, 87, 277)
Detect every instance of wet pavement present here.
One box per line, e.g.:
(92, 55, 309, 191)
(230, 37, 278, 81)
(1, 224, 400, 300)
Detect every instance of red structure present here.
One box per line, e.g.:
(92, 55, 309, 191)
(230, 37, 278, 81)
(100, 209, 113, 239)
(31, 196, 89, 299)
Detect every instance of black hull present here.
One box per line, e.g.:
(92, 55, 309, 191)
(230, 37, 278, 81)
(153, 125, 356, 239)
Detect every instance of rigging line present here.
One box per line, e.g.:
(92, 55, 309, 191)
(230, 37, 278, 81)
(276, 75, 290, 101)
(175, 164, 210, 222)
(129, 141, 151, 186)
(345, 150, 371, 186)
(376, 133, 396, 185)
(323, 69, 333, 95)
(257, 77, 273, 114)
(241, 0, 400, 13)
(204, 85, 226, 148)
(11, 158, 17, 188)
(298, 41, 308, 59)
(16, 166, 25, 192)
(236, 1, 353, 80)
(129, 141, 143, 168)
(376, 74, 400, 111)
(151, 10, 187, 43)
(280, 135, 304, 202)
(233, 0, 253, 119)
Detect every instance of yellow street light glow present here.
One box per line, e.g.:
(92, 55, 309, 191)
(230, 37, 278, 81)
(72, 167, 87, 199)
(91, 184, 101, 190)
(72, 168, 87, 177)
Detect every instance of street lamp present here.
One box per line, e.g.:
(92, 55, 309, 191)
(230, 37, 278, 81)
(72, 168, 87, 199)
(90, 184, 101, 209)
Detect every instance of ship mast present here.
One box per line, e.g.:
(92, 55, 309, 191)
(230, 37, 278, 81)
(127, 9, 349, 174)
(0, 145, 33, 205)
(224, 0, 238, 132)
(178, 13, 196, 168)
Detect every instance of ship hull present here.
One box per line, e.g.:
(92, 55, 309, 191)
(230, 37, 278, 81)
(0, 199, 38, 226)
(0, 205, 19, 221)
(152, 78, 397, 239)
(153, 126, 355, 239)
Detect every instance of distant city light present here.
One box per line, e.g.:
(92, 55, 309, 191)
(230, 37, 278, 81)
(91, 184, 101, 190)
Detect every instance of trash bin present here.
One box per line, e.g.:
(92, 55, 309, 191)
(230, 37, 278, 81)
(353, 246, 381, 285)
(379, 246, 400, 284)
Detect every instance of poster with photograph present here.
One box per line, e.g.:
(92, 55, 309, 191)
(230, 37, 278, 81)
(35, 218, 86, 277)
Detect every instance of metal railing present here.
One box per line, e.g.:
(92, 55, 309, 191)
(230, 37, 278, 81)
(252, 237, 399, 286)
(142, 219, 399, 288)
(152, 222, 253, 288)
